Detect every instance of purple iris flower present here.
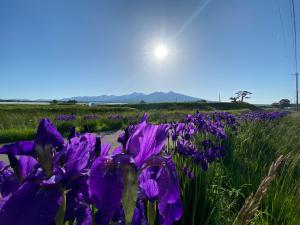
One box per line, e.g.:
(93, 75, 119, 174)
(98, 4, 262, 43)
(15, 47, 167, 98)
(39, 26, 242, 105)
(35, 118, 64, 149)
(0, 119, 93, 225)
(88, 113, 182, 225)
(126, 120, 169, 168)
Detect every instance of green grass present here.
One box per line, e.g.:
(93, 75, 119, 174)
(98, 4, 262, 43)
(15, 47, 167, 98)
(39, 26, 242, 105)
(0, 128, 36, 143)
(0, 103, 254, 143)
(173, 113, 300, 225)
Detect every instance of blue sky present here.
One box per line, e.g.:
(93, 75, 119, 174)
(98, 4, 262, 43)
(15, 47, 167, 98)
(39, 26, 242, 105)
(0, 0, 299, 103)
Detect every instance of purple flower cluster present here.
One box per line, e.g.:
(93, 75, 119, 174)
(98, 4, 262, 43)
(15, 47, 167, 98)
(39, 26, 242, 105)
(0, 114, 183, 225)
(169, 111, 238, 172)
(83, 114, 99, 120)
(126, 115, 140, 123)
(55, 114, 77, 121)
(240, 111, 289, 121)
(108, 114, 124, 121)
(182, 165, 194, 180)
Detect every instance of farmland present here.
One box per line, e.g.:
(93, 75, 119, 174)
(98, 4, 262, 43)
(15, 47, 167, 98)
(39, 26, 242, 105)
(0, 103, 299, 225)
(0, 102, 257, 143)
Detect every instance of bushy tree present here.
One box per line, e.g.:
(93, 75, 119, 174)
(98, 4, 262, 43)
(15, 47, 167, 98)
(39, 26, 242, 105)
(67, 100, 77, 104)
(230, 97, 238, 103)
(279, 99, 290, 108)
(271, 102, 280, 108)
(236, 91, 252, 102)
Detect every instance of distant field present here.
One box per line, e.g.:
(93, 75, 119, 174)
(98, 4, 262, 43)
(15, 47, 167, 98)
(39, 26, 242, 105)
(0, 102, 257, 143)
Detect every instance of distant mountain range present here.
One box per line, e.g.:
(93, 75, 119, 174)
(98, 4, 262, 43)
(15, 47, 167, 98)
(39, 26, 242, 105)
(61, 91, 202, 103)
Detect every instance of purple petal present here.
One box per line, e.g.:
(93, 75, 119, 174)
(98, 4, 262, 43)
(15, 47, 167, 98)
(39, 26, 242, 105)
(140, 178, 159, 199)
(35, 118, 64, 149)
(142, 156, 182, 224)
(42, 173, 63, 186)
(100, 143, 111, 158)
(158, 199, 183, 225)
(126, 123, 169, 168)
(0, 166, 20, 197)
(139, 168, 159, 199)
(111, 145, 122, 157)
(18, 156, 39, 178)
(0, 141, 34, 155)
(140, 112, 148, 123)
(64, 135, 96, 176)
(0, 181, 62, 225)
(157, 161, 182, 223)
(88, 157, 124, 225)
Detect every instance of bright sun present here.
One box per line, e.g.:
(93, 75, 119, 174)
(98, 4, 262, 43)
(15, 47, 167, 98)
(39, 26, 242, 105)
(154, 44, 168, 60)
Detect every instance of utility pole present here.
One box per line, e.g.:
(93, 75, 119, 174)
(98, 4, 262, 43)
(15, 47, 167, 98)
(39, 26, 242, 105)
(296, 72, 299, 111)
(218, 92, 221, 102)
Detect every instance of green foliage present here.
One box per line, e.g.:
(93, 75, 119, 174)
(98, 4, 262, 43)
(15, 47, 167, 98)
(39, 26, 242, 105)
(0, 128, 36, 143)
(279, 99, 291, 108)
(173, 113, 300, 225)
(126, 102, 258, 111)
(55, 121, 76, 136)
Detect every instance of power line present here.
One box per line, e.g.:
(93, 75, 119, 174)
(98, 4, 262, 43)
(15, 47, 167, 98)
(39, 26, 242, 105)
(291, 0, 298, 71)
(276, 0, 293, 73)
(291, 0, 298, 111)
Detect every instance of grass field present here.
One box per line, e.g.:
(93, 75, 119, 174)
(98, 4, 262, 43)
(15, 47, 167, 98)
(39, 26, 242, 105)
(0, 102, 256, 143)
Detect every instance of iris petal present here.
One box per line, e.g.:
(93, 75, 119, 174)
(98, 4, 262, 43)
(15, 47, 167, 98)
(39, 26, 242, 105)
(126, 123, 169, 168)
(35, 118, 64, 149)
(0, 141, 34, 155)
(88, 157, 124, 225)
(0, 181, 62, 225)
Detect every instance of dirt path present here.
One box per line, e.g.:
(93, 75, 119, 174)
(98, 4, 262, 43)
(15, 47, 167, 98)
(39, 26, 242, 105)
(98, 130, 122, 148)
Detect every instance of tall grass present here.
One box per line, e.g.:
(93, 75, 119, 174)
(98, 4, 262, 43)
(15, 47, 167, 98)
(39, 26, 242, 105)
(173, 113, 300, 225)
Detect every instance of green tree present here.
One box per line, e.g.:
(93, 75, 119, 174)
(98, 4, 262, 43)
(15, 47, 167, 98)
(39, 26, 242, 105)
(279, 99, 290, 108)
(271, 102, 280, 108)
(235, 91, 252, 102)
(51, 99, 58, 104)
(230, 97, 238, 103)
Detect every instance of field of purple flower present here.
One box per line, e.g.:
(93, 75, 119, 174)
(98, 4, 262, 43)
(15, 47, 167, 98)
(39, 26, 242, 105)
(1, 109, 299, 225)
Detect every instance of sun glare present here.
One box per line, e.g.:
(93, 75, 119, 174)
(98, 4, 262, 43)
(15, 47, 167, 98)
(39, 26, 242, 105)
(154, 44, 168, 60)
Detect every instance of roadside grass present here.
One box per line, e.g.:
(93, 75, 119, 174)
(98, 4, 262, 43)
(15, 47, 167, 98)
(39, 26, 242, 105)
(174, 113, 300, 225)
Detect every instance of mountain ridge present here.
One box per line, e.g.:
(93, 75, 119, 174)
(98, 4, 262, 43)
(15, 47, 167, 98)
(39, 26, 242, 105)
(61, 91, 202, 103)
